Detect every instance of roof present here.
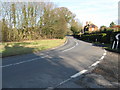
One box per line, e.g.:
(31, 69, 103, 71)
(111, 25, 120, 28)
(89, 24, 98, 28)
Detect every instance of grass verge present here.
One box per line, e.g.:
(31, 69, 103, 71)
(92, 42, 120, 54)
(0, 38, 66, 57)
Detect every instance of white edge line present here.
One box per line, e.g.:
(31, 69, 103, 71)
(71, 49, 107, 78)
(1, 38, 68, 68)
(1, 37, 69, 68)
(46, 49, 107, 89)
(91, 61, 100, 67)
(1, 57, 42, 68)
(100, 56, 105, 60)
(104, 49, 107, 53)
(103, 53, 107, 56)
(71, 70, 88, 78)
(1, 54, 53, 68)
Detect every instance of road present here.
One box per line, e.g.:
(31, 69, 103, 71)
(2, 36, 105, 88)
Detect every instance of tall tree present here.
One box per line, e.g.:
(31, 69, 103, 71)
(59, 7, 75, 23)
(11, 3, 16, 28)
(70, 19, 82, 35)
(1, 2, 80, 41)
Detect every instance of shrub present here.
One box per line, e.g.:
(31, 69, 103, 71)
(80, 31, 120, 44)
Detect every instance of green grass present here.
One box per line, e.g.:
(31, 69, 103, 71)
(0, 38, 66, 57)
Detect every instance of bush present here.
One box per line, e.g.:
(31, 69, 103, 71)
(79, 31, 120, 44)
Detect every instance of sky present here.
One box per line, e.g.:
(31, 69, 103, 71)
(52, 0, 119, 28)
(0, 0, 119, 28)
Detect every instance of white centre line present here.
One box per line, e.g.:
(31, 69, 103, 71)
(1, 40, 78, 68)
(1, 38, 77, 68)
(2, 38, 108, 89)
(61, 41, 78, 52)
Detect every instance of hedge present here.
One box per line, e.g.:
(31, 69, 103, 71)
(74, 31, 120, 44)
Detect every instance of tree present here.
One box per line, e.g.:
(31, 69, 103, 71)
(70, 19, 82, 35)
(59, 7, 75, 23)
(1, 2, 80, 41)
(1, 19, 8, 41)
(11, 3, 16, 28)
(110, 22, 115, 28)
(100, 25, 107, 31)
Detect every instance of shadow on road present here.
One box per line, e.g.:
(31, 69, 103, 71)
(2, 42, 34, 57)
(2, 49, 81, 88)
(92, 43, 108, 47)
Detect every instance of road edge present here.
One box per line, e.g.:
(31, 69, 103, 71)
(46, 49, 107, 89)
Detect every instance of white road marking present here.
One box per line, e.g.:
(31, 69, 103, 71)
(1, 39, 78, 68)
(71, 70, 88, 78)
(61, 46, 76, 52)
(57, 78, 71, 86)
(103, 53, 106, 56)
(46, 78, 72, 90)
(2, 38, 108, 89)
(46, 69, 88, 89)
(42, 55, 52, 58)
(91, 61, 100, 67)
(1, 53, 58, 68)
(55, 49, 107, 88)
(104, 49, 107, 53)
(61, 41, 78, 52)
(76, 41, 78, 46)
(1, 38, 74, 68)
(40, 53, 44, 55)
(52, 39, 68, 50)
(90, 50, 107, 68)
(46, 49, 107, 89)
(41, 56, 47, 58)
(1, 64, 13, 68)
(1, 57, 43, 68)
(45, 87, 54, 90)
(100, 56, 104, 60)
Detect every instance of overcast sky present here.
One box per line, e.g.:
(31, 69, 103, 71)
(52, 0, 119, 27)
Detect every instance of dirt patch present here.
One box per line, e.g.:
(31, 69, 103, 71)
(92, 52, 119, 82)
(76, 51, 120, 88)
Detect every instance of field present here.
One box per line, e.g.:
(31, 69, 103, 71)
(0, 38, 66, 57)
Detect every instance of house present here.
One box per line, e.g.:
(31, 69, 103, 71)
(89, 24, 98, 32)
(84, 21, 98, 33)
(111, 25, 120, 31)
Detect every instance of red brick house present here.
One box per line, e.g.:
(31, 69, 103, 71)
(84, 22, 98, 33)
(111, 25, 120, 31)
(89, 24, 98, 32)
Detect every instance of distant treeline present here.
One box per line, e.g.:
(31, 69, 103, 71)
(0, 2, 82, 42)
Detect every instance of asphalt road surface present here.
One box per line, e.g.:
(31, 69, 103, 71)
(2, 36, 105, 88)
